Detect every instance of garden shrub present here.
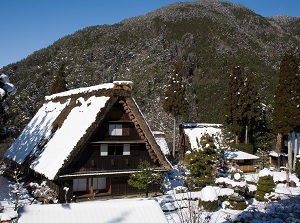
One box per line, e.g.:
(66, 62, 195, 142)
(199, 199, 218, 212)
(218, 195, 229, 202)
(255, 175, 275, 201)
(228, 200, 247, 210)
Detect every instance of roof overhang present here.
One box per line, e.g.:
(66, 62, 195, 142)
(58, 168, 167, 179)
(90, 140, 145, 144)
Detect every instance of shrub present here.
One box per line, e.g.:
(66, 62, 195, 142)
(199, 199, 218, 212)
(228, 200, 247, 210)
(184, 134, 222, 187)
(128, 161, 163, 198)
(218, 195, 229, 202)
(255, 175, 275, 201)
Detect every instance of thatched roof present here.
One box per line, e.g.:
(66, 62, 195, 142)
(179, 122, 224, 151)
(4, 81, 171, 180)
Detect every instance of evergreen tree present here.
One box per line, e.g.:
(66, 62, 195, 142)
(163, 63, 189, 119)
(224, 66, 265, 145)
(255, 148, 270, 169)
(273, 50, 300, 168)
(223, 66, 244, 143)
(273, 50, 300, 135)
(127, 161, 163, 197)
(184, 134, 222, 187)
(240, 71, 266, 144)
(0, 73, 16, 135)
(163, 61, 189, 158)
(49, 61, 68, 94)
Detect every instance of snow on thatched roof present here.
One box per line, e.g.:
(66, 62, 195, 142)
(180, 122, 223, 150)
(4, 81, 170, 179)
(18, 199, 168, 223)
(4, 84, 113, 180)
(152, 131, 170, 156)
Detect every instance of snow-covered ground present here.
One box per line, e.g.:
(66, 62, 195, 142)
(1, 167, 300, 223)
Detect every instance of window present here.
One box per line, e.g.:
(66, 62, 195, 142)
(100, 144, 108, 156)
(123, 144, 130, 155)
(92, 177, 106, 190)
(109, 124, 122, 136)
(73, 178, 87, 192)
(108, 145, 123, 155)
(73, 178, 107, 192)
(100, 144, 130, 156)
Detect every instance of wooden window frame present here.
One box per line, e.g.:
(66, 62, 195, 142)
(109, 124, 123, 136)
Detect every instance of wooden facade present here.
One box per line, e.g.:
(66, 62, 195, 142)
(231, 161, 257, 173)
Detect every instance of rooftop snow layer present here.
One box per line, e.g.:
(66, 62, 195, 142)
(182, 123, 223, 150)
(18, 199, 168, 223)
(225, 150, 259, 160)
(4, 86, 110, 179)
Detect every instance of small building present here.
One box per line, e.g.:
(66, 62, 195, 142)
(4, 81, 171, 201)
(225, 150, 259, 173)
(178, 122, 223, 159)
(269, 151, 288, 169)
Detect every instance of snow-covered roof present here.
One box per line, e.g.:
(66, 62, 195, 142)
(225, 150, 259, 160)
(4, 81, 170, 179)
(4, 86, 111, 180)
(269, 150, 288, 157)
(46, 83, 113, 100)
(18, 199, 168, 223)
(180, 122, 223, 150)
(153, 131, 170, 156)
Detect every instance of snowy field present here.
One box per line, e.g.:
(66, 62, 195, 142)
(1, 167, 300, 223)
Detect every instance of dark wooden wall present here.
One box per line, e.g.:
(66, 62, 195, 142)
(62, 99, 157, 174)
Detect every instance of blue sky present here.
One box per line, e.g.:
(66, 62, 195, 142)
(1, 0, 299, 68)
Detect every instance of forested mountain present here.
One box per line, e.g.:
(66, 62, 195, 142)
(1, 1, 300, 148)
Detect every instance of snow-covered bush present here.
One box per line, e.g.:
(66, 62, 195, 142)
(228, 200, 247, 210)
(229, 169, 244, 181)
(198, 186, 218, 211)
(29, 181, 58, 204)
(8, 169, 29, 211)
(184, 134, 222, 188)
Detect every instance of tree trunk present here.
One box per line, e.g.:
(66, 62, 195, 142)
(145, 190, 149, 198)
(293, 132, 298, 171)
(288, 133, 293, 173)
(172, 116, 176, 158)
(245, 125, 248, 144)
(286, 163, 290, 187)
(276, 133, 283, 168)
(14, 193, 19, 211)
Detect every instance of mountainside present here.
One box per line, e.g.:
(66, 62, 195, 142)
(1, 1, 300, 148)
